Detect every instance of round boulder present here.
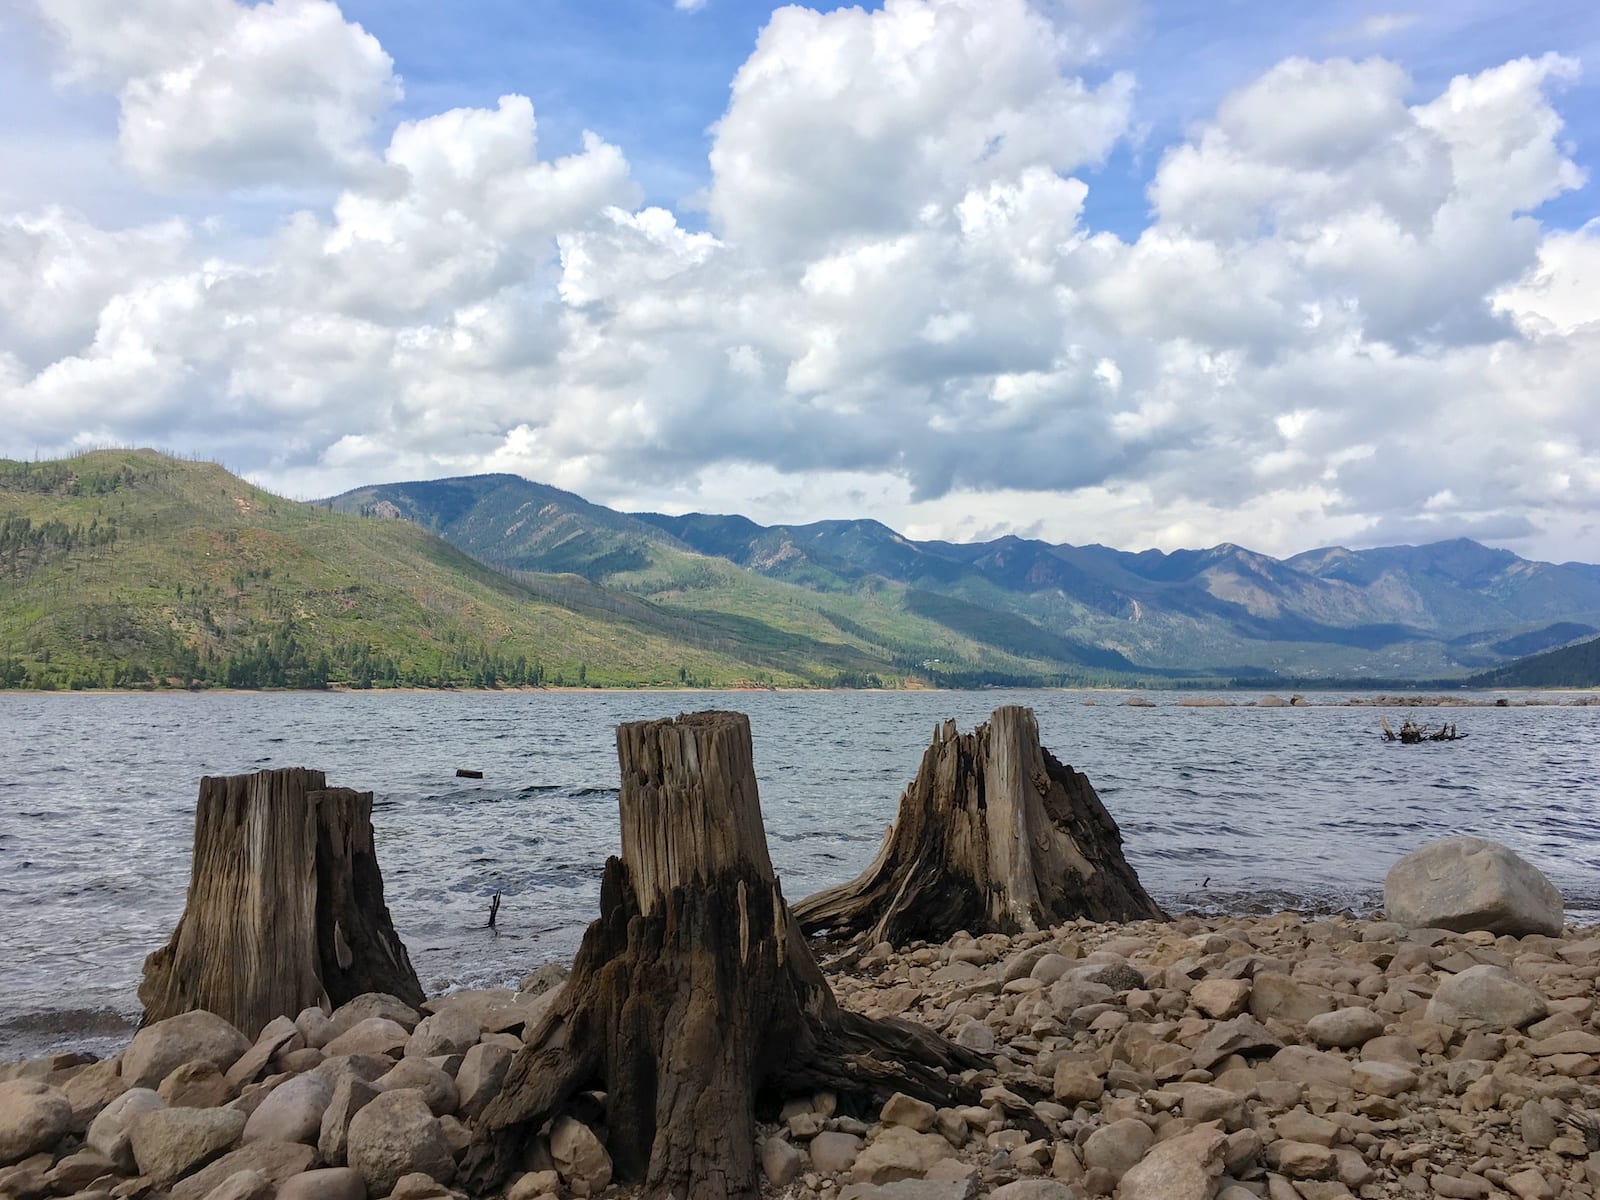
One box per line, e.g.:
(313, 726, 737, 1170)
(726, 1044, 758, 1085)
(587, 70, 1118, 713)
(346, 1089, 454, 1197)
(123, 1011, 251, 1089)
(0, 1080, 72, 1166)
(243, 1074, 334, 1145)
(1384, 837, 1563, 937)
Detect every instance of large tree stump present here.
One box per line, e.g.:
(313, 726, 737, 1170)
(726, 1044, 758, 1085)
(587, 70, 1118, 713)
(792, 705, 1164, 946)
(139, 768, 422, 1036)
(464, 711, 986, 1200)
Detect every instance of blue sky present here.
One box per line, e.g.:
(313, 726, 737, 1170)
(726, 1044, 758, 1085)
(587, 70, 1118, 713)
(330, 0, 1600, 237)
(3, 0, 1600, 558)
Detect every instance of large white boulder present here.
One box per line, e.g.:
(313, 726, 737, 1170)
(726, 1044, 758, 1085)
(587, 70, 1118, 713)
(1384, 837, 1563, 937)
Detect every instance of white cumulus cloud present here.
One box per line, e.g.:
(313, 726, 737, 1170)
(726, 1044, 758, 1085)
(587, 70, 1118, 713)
(33, 0, 399, 189)
(1, 0, 1598, 560)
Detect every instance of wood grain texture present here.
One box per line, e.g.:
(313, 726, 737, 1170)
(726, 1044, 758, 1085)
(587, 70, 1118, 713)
(792, 705, 1164, 946)
(139, 768, 421, 1036)
(466, 711, 985, 1200)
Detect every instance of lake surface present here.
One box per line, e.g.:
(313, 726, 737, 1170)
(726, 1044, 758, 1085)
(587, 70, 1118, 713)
(2, 688, 1597, 1059)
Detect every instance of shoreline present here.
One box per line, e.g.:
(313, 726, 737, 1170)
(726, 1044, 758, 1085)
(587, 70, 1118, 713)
(5, 909, 1600, 1199)
(0, 685, 1595, 702)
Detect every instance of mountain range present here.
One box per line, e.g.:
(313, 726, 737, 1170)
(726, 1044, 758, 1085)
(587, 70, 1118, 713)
(328, 472, 1600, 682)
(3, 450, 1597, 691)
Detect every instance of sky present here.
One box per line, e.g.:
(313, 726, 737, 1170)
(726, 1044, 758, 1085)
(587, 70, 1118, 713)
(2, 1, 1599, 561)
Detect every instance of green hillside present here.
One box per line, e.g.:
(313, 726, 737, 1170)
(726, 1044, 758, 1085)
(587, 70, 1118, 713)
(1, 451, 1126, 690)
(328, 476, 1156, 687)
(0, 451, 850, 690)
(1464, 634, 1600, 689)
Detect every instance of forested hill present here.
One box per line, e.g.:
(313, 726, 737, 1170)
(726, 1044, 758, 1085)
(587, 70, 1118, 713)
(0, 451, 929, 691)
(1465, 635, 1600, 689)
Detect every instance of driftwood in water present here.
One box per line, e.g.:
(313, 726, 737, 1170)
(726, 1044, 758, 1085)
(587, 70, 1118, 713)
(792, 705, 1163, 946)
(1381, 715, 1469, 743)
(464, 711, 986, 1200)
(139, 768, 422, 1036)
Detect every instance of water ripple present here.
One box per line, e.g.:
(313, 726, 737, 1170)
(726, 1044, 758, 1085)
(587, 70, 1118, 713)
(1, 688, 1598, 1059)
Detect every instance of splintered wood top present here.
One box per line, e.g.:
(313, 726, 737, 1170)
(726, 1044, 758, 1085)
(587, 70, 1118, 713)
(615, 710, 776, 911)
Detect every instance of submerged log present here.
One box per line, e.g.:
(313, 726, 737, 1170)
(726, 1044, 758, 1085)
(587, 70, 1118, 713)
(464, 711, 986, 1200)
(139, 768, 422, 1036)
(792, 705, 1163, 946)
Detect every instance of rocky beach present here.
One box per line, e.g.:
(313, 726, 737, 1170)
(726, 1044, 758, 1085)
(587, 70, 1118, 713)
(3, 850, 1599, 1200)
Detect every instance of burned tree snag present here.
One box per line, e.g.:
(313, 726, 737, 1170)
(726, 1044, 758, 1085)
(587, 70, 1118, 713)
(139, 768, 422, 1036)
(792, 705, 1163, 946)
(464, 711, 985, 1200)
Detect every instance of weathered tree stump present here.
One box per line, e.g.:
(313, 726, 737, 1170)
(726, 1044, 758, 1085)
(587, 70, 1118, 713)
(792, 705, 1164, 946)
(464, 711, 985, 1200)
(139, 768, 422, 1036)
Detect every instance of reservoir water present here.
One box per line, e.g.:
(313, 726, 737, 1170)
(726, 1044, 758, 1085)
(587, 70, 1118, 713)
(1, 688, 1596, 1059)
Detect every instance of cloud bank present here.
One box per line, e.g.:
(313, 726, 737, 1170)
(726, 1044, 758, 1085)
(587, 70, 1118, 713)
(3, 0, 1598, 559)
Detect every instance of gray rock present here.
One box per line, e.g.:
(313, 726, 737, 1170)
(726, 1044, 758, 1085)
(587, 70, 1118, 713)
(242, 1074, 333, 1145)
(198, 1168, 274, 1200)
(387, 1172, 455, 1200)
(86, 1087, 168, 1172)
(809, 1130, 863, 1173)
(347, 1090, 455, 1198)
(455, 1042, 512, 1121)
(517, 963, 570, 996)
(295, 1008, 337, 1050)
(277, 1167, 367, 1200)
(988, 1182, 1077, 1200)
(317, 1077, 379, 1167)
(322, 1019, 409, 1059)
(328, 995, 420, 1037)
(1080, 1118, 1153, 1179)
(506, 1169, 562, 1200)
(129, 1107, 247, 1187)
(1268, 1046, 1354, 1091)
(1249, 973, 1335, 1027)
(1190, 1015, 1283, 1069)
(375, 1058, 457, 1117)
(953, 1022, 995, 1053)
(761, 1136, 804, 1186)
(880, 1093, 937, 1133)
(311, 1055, 391, 1090)
(160, 1061, 238, 1108)
(226, 1022, 304, 1089)
(1051, 1062, 1103, 1104)
(840, 1182, 976, 1200)
(549, 1116, 612, 1197)
(1028, 955, 1076, 985)
(1116, 1126, 1227, 1200)
(123, 1012, 251, 1090)
(1001, 945, 1053, 983)
(1189, 978, 1251, 1020)
(851, 1126, 958, 1184)
(0, 1080, 72, 1166)
(404, 1012, 481, 1059)
(169, 1141, 318, 1200)
(1426, 965, 1548, 1028)
(61, 1058, 127, 1128)
(1521, 1099, 1560, 1149)
(1307, 1006, 1386, 1049)
(42, 1145, 115, 1192)
(1384, 836, 1564, 937)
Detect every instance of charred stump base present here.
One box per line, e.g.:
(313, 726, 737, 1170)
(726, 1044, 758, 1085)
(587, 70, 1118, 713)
(139, 768, 422, 1036)
(792, 705, 1164, 947)
(464, 712, 984, 1200)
